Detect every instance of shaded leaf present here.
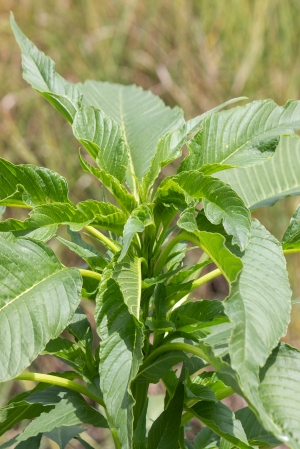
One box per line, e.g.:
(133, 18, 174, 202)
(135, 351, 189, 383)
(282, 204, 300, 250)
(235, 407, 280, 447)
(44, 425, 85, 449)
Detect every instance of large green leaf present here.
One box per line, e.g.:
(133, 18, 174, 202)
(225, 220, 291, 416)
(0, 236, 82, 381)
(96, 261, 144, 449)
(0, 200, 126, 235)
(257, 343, 300, 448)
(78, 81, 184, 182)
(11, 14, 81, 123)
(0, 158, 70, 208)
(147, 382, 184, 449)
(157, 172, 251, 250)
(73, 106, 129, 183)
(0, 401, 52, 436)
(14, 396, 107, 445)
(217, 136, 300, 209)
(180, 100, 300, 173)
(191, 401, 250, 449)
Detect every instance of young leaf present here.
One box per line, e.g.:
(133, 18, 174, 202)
(218, 136, 300, 209)
(10, 13, 81, 123)
(57, 230, 107, 271)
(0, 158, 70, 208)
(135, 351, 189, 384)
(119, 204, 154, 261)
(225, 220, 291, 415)
(169, 300, 228, 333)
(0, 237, 82, 381)
(79, 153, 137, 213)
(282, 204, 300, 250)
(96, 262, 144, 449)
(194, 427, 220, 449)
(0, 200, 126, 236)
(78, 81, 185, 182)
(42, 338, 86, 371)
(190, 401, 250, 449)
(147, 382, 184, 449)
(158, 171, 251, 250)
(13, 396, 107, 445)
(180, 99, 300, 173)
(73, 105, 129, 182)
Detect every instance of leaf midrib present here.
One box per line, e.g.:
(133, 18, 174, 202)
(0, 266, 73, 312)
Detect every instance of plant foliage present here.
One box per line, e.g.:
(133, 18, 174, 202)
(0, 14, 300, 449)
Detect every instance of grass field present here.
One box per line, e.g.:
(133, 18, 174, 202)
(1, 1, 300, 447)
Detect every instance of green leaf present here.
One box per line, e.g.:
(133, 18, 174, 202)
(176, 210, 242, 285)
(186, 97, 248, 135)
(180, 99, 300, 173)
(15, 435, 42, 449)
(0, 158, 70, 208)
(225, 220, 291, 417)
(282, 204, 300, 250)
(194, 427, 219, 449)
(119, 204, 154, 261)
(67, 307, 93, 347)
(10, 225, 58, 242)
(191, 401, 250, 449)
(0, 237, 82, 381)
(235, 407, 280, 447)
(78, 81, 184, 182)
(42, 338, 86, 371)
(0, 401, 52, 437)
(11, 14, 81, 123)
(256, 343, 300, 448)
(135, 351, 189, 384)
(44, 425, 85, 449)
(141, 123, 188, 194)
(218, 136, 300, 209)
(14, 396, 107, 445)
(147, 382, 184, 449)
(112, 255, 143, 319)
(0, 200, 126, 236)
(79, 153, 137, 213)
(158, 172, 251, 250)
(133, 399, 148, 449)
(169, 301, 228, 334)
(96, 261, 144, 449)
(57, 229, 107, 271)
(73, 106, 129, 182)
(75, 436, 95, 449)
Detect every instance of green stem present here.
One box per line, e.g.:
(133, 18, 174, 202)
(84, 225, 120, 253)
(140, 342, 211, 373)
(170, 268, 221, 310)
(283, 248, 300, 254)
(79, 269, 102, 281)
(14, 372, 105, 407)
(1, 203, 33, 209)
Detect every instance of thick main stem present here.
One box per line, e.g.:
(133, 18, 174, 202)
(79, 269, 102, 281)
(14, 372, 105, 407)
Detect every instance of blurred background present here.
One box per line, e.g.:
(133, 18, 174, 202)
(0, 0, 300, 447)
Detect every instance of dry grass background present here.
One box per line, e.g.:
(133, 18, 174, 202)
(1, 0, 300, 447)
